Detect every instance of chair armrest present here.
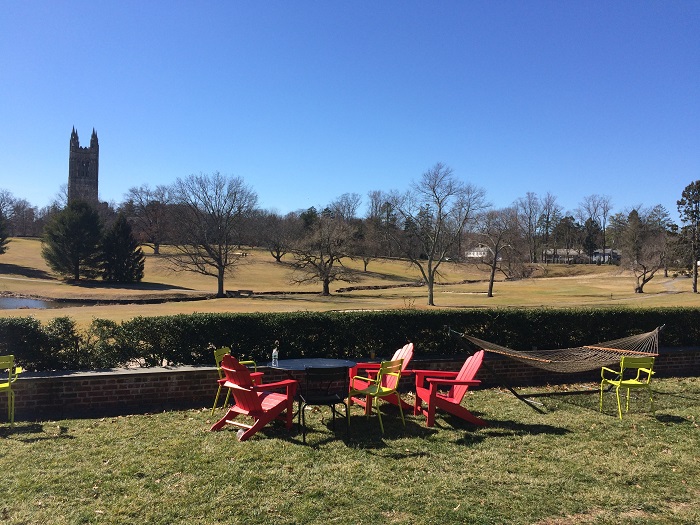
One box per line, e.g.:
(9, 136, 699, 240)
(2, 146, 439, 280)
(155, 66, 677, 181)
(600, 367, 619, 379)
(256, 379, 297, 390)
(413, 369, 458, 388)
(240, 360, 257, 372)
(425, 378, 481, 387)
(351, 375, 373, 384)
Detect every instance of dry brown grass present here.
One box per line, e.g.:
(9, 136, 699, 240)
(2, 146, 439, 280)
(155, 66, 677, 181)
(1, 237, 698, 326)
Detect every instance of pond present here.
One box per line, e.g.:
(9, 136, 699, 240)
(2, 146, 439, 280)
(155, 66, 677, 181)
(0, 297, 64, 309)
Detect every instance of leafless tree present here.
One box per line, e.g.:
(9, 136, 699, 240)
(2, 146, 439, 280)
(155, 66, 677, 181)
(515, 192, 542, 263)
(124, 184, 173, 254)
(9, 199, 38, 237)
(619, 206, 670, 293)
(475, 207, 520, 297)
(0, 189, 15, 219)
(579, 194, 613, 262)
(290, 211, 357, 295)
(168, 172, 258, 297)
(367, 189, 402, 257)
(258, 210, 303, 262)
(330, 193, 362, 221)
(538, 192, 562, 263)
(392, 163, 488, 306)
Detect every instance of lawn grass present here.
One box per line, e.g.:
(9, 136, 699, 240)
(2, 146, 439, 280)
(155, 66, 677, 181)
(1, 377, 698, 524)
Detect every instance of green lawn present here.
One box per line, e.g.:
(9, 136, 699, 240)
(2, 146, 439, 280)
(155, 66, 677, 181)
(2, 377, 698, 524)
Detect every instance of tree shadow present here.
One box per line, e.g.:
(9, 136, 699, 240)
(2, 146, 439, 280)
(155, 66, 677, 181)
(65, 280, 195, 292)
(0, 262, 53, 280)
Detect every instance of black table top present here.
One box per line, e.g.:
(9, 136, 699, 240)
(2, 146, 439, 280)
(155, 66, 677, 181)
(266, 358, 357, 371)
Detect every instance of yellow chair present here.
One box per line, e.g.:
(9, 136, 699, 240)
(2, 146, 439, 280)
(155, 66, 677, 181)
(211, 347, 259, 414)
(0, 355, 23, 428)
(349, 358, 405, 433)
(600, 356, 655, 419)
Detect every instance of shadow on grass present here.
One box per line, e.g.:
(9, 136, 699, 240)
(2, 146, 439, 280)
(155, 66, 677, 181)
(0, 262, 53, 280)
(654, 414, 694, 425)
(0, 422, 73, 442)
(66, 280, 194, 292)
(443, 413, 571, 446)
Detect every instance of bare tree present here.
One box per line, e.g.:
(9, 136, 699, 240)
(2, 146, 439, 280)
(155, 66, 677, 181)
(538, 193, 561, 263)
(258, 210, 302, 262)
(619, 207, 669, 293)
(168, 172, 258, 297)
(515, 192, 542, 263)
(0, 189, 15, 219)
(124, 184, 172, 255)
(392, 163, 488, 306)
(475, 207, 519, 297)
(579, 194, 613, 262)
(9, 199, 38, 237)
(290, 210, 357, 295)
(367, 189, 402, 257)
(330, 193, 362, 221)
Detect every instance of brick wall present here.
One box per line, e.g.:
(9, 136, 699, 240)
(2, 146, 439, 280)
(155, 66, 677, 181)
(2, 347, 698, 423)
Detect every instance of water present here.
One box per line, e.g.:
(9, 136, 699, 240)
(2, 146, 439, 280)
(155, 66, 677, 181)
(0, 297, 63, 309)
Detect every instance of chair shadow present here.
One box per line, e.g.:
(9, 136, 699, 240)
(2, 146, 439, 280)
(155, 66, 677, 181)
(0, 422, 73, 442)
(654, 413, 695, 425)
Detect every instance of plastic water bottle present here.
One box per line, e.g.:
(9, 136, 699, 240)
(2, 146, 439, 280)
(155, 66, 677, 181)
(272, 343, 279, 367)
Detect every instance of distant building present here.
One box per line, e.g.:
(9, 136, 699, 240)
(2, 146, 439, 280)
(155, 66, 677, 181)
(465, 244, 500, 261)
(68, 127, 99, 205)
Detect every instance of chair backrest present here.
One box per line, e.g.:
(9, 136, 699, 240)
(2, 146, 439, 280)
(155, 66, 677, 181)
(0, 354, 21, 383)
(213, 347, 230, 379)
(303, 366, 349, 400)
(391, 343, 414, 373)
(220, 354, 262, 412)
(377, 359, 404, 391)
(451, 350, 485, 402)
(214, 347, 256, 379)
(620, 356, 655, 383)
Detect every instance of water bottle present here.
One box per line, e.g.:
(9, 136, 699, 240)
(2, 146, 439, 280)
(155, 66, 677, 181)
(272, 342, 279, 367)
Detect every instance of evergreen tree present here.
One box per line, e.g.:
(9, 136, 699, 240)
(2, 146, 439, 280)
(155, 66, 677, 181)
(101, 213, 145, 282)
(41, 200, 103, 280)
(0, 211, 9, 254)
(677, 180, 700, 293)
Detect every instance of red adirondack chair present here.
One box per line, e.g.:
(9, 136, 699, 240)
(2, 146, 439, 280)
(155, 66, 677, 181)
(348, 342, 414, 414)
(413, 350, 486, 428)
(210, 354, 297, 441)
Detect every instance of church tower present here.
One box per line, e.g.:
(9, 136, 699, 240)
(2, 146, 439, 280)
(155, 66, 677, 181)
(68, 127, 99, 205)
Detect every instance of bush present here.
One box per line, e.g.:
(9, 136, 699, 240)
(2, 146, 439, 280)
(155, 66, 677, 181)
(1, 308, 697, 371)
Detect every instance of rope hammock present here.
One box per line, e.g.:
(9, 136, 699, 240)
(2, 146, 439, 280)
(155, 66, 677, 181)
(460, 326, 662, 374)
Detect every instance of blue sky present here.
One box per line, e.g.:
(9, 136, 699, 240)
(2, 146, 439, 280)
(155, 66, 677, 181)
(1, 1, 698, 222)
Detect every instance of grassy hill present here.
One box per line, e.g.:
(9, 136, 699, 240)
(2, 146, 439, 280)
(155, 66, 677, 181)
(0, 237, 697, 325)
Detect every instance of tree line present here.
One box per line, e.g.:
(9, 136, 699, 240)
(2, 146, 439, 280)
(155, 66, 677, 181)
(1, 167, 699, 302)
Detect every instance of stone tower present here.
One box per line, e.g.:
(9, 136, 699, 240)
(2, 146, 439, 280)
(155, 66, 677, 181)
(68, 127, 99, 205)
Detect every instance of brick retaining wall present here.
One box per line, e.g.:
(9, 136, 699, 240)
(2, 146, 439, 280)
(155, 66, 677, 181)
(3, 347, 698, 423)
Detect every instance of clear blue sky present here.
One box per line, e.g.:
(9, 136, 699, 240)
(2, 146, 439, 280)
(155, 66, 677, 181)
(1, 1, 698, 222)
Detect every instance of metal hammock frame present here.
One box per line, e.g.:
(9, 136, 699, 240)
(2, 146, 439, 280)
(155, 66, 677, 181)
(460, 326, 661, 374)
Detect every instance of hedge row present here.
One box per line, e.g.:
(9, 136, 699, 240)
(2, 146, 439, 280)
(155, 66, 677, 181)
(1, 308, 698, 372)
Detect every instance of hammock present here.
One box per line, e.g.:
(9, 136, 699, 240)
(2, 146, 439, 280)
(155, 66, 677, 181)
(460, 326, 661, 374)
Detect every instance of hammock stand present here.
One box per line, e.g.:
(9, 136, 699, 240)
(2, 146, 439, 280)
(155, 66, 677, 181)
(447, 326, 663, 413)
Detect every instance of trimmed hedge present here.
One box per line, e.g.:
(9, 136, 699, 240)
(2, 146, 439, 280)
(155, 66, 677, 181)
(1, 308, 698, 371)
